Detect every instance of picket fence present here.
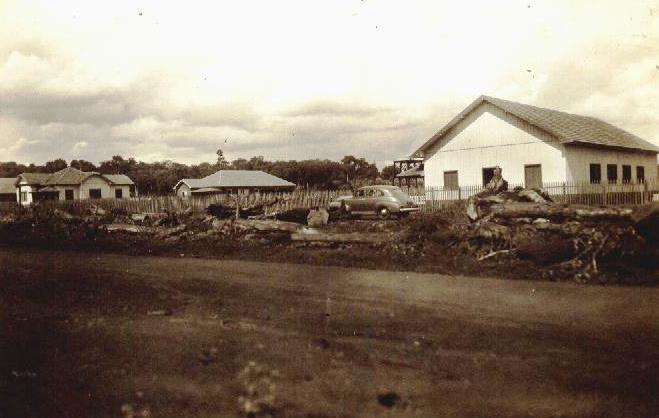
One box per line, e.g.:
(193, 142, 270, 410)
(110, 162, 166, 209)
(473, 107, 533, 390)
(0, 190, 349, 216)
(0, 181, 657, 216)
(403, 180, 659, 213)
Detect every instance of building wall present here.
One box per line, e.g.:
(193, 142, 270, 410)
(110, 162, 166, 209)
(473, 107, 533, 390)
(564, 146, 657, 183)
(176, 184, 192, 198)
(78, 176, 130, 199)
(424, 103, 567, 188)
(0, 193, 16, 202)
(17, 183, 37, 205)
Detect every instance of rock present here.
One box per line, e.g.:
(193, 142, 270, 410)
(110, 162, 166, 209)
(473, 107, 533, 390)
(307, 208, 330, 227)
(377, 392, 401, 408)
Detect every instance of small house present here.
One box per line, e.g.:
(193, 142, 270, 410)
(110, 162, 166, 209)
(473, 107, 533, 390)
(15, 167, 135, 205)
(174, 170, 295, 198)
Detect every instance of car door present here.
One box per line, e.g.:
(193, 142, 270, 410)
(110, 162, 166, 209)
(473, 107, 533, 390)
(350, 188, 367, 212)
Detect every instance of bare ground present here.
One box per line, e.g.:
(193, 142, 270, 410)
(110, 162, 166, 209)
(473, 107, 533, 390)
(1, 248, 658, 418)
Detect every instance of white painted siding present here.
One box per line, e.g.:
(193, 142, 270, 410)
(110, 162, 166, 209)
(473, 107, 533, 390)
(564, 146, 657, 183)
(176, 184, 191, 198)
(17, 182, 37, 205)
(424, 103, 567, 188)
(79, 176, 118, 200)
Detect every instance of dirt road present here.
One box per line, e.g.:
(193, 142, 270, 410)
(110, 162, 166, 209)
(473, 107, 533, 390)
(1, 248, 658, 418)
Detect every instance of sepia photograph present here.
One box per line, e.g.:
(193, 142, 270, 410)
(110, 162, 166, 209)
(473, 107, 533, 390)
(1, 1, 658, 417)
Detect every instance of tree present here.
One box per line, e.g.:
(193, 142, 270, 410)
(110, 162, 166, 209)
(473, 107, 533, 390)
(341, 155, 379, 188)
(380, 164, 397, 183)
(44, 159, 68, 172)
(70, 159, 98, 172)
(216, 148, 229, 170)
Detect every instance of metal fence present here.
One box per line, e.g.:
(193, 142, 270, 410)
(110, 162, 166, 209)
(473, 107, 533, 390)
(403, 180, 659, 212)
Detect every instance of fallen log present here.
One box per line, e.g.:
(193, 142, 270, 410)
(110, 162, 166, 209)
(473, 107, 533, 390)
(488, 203, 633, 221)
(290, 232, 389, 244)
(233, 219, 304, 233)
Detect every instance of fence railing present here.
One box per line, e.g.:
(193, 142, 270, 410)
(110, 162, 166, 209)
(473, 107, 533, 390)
(0, 181, 657, 217)
(0, 190, 350, 216)
(404, 180, 659, 212)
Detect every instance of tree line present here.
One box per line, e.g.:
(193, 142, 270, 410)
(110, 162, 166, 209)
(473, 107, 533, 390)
(0, 153, 397, 195)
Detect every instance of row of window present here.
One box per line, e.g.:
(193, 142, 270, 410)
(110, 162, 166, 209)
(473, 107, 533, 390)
(441, 163, 647, 189)
(20, 188, 124, 201)
(442, 164, 544, 190)
(590, 164, 645, 184)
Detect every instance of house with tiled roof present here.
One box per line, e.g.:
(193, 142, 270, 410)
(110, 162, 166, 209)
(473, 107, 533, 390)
(412, 95, 658, 189)
(15, 167, 135, 205)
(173, 170, 295, 198)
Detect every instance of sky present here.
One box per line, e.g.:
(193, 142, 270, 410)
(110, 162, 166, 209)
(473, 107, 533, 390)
(0, 0, 657, 167)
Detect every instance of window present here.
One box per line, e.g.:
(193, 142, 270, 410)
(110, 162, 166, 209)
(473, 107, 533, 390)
(622, 165, 631, 183)
(65, 189, 74, 200)
(524, 164, 542, 189)
(443, 171, 459, 190)
(589, 164, 601, 184)
(482, 167, 496, 186)
(89, 189, 102, 199)
(20, 191, 28, 202)
(636, 166, 645, 183)
(115, 188, 123, 199)
(606, 164, 618, 184)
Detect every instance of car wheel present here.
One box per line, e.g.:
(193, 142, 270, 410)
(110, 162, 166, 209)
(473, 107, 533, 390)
(377, 207, 391, 220)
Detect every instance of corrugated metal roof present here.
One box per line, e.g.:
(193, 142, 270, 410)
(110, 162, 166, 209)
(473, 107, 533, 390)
(43, 167, 98, 185)
(103, 174, 134, 185)
(191, 187, 222, 193)
(17, 173, 50, 184)
(180, 170, 295, 189)
(396, 166, 424, 178)
(18, 168, 135, 187)
(414, 95, 659, 156)
(0, 178, 16, 194)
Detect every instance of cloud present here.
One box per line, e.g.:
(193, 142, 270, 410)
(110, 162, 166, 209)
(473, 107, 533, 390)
(0, 0, 657, 167)
(71, 141, 88, 153)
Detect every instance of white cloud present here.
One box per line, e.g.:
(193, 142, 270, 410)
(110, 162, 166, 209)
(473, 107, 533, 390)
(0, 0, 656, 165)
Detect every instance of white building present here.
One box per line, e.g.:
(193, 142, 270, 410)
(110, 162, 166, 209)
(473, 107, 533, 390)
(16, 167, 134, 205)
(412, 96, 658, 189)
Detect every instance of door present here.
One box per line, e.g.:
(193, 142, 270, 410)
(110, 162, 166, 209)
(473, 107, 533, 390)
(482, 167, 496, 186)
(350, 188, 368, 212)
(524, 164, 542, 189)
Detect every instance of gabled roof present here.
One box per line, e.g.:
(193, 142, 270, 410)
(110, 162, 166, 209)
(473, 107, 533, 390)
(174, 170, 295, 190)
(413, 95, 659, 156)
(17, 172, 50, 185)
(0, 178, 16, 194)
(43, 167, 98, 185)
(104, 174, 134, 185)
(17, 167, 135, 187)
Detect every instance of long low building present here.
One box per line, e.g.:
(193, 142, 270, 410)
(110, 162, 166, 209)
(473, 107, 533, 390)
(174, 170, 295, 197)
(412, 95, 659, 189)
(15, 167, 135, 205)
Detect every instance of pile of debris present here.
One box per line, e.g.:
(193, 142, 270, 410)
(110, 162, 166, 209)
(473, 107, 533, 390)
(457, 173, 656, 282)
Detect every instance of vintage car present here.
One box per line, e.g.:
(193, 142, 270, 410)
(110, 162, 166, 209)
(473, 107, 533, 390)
(329, 185, 419, 219)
